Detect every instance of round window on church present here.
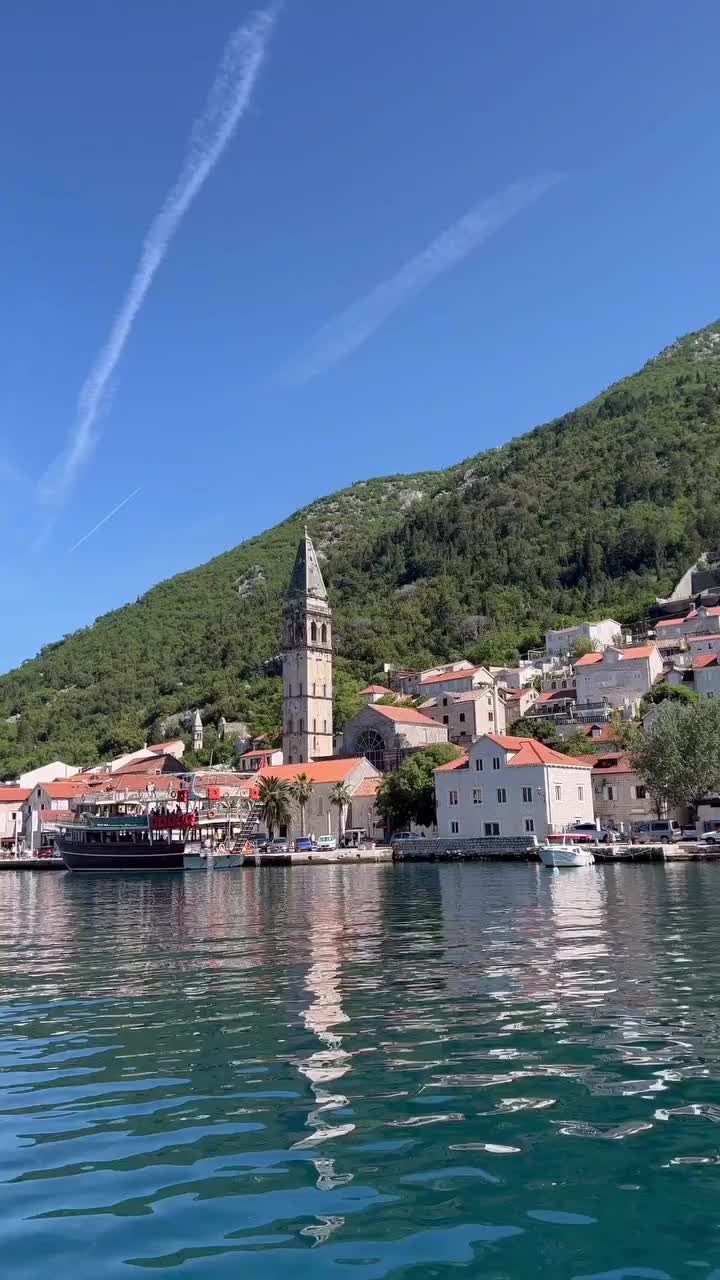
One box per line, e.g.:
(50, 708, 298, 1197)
(356, 728, 386, 770)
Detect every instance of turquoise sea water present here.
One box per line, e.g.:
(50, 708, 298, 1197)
(2, 862, 720, 1279)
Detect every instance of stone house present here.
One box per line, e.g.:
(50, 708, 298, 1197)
(574, 645, 663, 709)
(420, 683, 507, 745)
(434, 733, 594, 841)
(654, 605, 720, 642)
(591, 753, 658, 831)
(503, 686, 540, 723)
(545, 619, 621, 656)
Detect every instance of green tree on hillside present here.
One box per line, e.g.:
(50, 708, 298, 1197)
(376, 743, 463, 832)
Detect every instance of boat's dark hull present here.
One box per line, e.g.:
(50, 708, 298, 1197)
(57, 838, 185, 873)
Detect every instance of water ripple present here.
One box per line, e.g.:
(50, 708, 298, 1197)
(2, 863, 720, 1277)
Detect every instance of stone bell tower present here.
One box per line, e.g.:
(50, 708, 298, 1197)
(282, 530, 333, 764)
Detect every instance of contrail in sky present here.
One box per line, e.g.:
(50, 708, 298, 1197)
(284, 172, 561, 384)
(69, 487, 142, 553)
(42, 6, 278, 501)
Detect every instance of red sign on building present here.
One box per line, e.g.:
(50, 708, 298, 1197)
(150, 813, 197, 831)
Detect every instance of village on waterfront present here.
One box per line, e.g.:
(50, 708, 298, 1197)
(4, 532, 720, 868)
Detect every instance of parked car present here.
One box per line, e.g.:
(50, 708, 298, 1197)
(389, 831, 415, 843)
(703, 829, 720, 845)
(681, 826, 700, 841)
(631, 820, 682, 844)
(266, 839, 290, 854)
(568, 822, 618, 844)
(295, 836, 313, 852)
(315, 835, 337, 851)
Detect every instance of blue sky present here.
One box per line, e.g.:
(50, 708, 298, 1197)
(2, 0, 720, 671)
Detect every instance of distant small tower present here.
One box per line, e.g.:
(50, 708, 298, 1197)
(282, 529, 333, 764)
(192, 709, 203, 752)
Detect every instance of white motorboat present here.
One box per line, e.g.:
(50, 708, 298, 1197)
(539, 840, 595, 868)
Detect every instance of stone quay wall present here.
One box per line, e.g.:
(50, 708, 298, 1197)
(392, 837, 538, 862)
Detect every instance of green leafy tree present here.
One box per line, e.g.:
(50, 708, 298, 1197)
(569, 636, 597, 658)
(629, 700, 720, 818)
(330, 781, 353, 841)
(640, 683, 699, 713)
(376, 743, 463, 831)
(333, 670, 365, 732)
(512, 718, 560, 747)
(560, 729, 597, 757)
(291, 773, 314, 836)
(257, 776, 293, 840)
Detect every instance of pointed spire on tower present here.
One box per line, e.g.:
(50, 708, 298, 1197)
(286, 529, 327, 601)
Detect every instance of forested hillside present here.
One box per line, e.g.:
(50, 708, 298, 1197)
(2, 320, 720, 776)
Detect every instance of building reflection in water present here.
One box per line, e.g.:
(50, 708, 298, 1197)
(291, 866, 384, 1203)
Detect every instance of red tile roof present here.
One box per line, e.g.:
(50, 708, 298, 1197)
(484, 734, 590, 768)
(109, 773, 184, 794)
(688, 634, 720, 644)
(688, 606, 720, 619)
(38, 808, 74, 824)
(655, 617, 683, 629)
(693, 654, 719, 669)
(193, 771, 255, 790)
(369, 704, 441, 726)
(536, 689, 576, 703)
(505, 741, 591, 768)
(0, 787, 30, 804)
(579, 723, 621, 742)
(359, 685, 391, 695)
(352, 777, 382, 797)
(258, 758, 368, 784)
(592, 753, 635, 775)
(148, 740, 185, 754)
(419, 667, 481, 686)
(39, 780, 89, 799)
(575, 645, 657, 666)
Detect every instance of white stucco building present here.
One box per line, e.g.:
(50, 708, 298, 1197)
(545, 619, 621, 656)
(257, 757, 382, 840)
(434, 733, 594, 841)
(0, 786, 30, 849)
(17, 761, 79, 788)
(417, 665, 495, 698)
(574, 645, 663, 708)
(692, 654, 720, 697)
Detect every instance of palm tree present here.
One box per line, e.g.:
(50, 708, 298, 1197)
(257, 776, 293, 842)
(291, 773, 314, 837)
(330, 781, 352, 844)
